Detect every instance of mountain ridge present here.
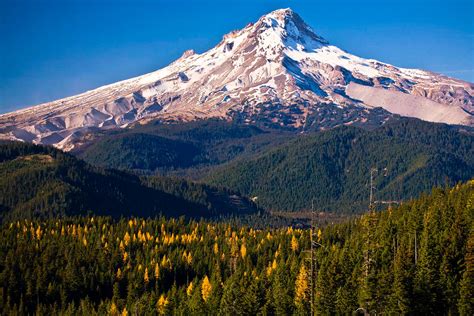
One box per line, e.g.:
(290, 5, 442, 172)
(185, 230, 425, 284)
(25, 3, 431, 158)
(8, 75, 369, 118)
(74, 118, 474, 213)
(0, 141, 259, 221)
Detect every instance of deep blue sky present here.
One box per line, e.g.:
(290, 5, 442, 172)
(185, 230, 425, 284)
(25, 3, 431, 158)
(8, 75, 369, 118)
(0, 0, 473, 113)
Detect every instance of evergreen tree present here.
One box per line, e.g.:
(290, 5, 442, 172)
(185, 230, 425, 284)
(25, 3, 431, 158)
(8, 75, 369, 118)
(219, 274, 243, 315)
(458, 229, 474, 315)
(388, 242, 413, 313)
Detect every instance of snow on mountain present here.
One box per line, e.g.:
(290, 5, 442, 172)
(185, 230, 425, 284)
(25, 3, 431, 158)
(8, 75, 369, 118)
(1, 8, 473, 150)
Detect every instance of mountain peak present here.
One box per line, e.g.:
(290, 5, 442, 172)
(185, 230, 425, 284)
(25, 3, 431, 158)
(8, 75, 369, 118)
(264, 8, 294, 20)
(256, 8, 328, 47)
(0, 8, 472, 150)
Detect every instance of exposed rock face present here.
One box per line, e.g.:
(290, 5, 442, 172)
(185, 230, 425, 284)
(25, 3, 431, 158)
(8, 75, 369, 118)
(0, 8, 473, 150)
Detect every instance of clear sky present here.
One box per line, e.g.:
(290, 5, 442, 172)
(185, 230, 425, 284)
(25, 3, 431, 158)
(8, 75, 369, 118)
(0, 0, 473, 113)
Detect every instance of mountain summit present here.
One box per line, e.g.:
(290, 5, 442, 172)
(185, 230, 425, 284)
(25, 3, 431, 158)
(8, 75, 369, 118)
(1, 8, 473, 150)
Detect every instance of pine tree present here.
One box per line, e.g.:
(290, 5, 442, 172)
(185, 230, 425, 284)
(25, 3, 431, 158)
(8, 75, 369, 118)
(414, 205, 442, 314)
(359, 210, 378, 313)
(388, 242, 413, 313)
(241, 276, 264, 315)
(187, 284, 205, 314)
(458, 229, 474, 315)
(219, 274, 243, 315)
(272, 265, 294, 315)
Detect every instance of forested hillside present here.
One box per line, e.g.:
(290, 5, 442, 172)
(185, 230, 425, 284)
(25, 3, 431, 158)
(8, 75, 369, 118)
(0, 142, 258, 221)
(77, 119, 290, 174)
(1, 180, 472, 314)
(76, 118, 474, 213)
(206, 119, 474, 212)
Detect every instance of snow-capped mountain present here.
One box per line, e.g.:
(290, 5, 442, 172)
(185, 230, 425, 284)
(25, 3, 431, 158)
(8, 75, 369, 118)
(1, 8, 473, 150)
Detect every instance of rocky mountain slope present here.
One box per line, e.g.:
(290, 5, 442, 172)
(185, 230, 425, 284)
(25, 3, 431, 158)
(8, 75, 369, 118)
(0, 8, 472, 150)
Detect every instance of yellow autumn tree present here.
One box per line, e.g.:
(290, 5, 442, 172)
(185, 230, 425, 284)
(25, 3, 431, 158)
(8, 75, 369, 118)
(294, 264, 309, 312)
(266, 259, 278, 276)
(121, 307, 128, 316)
(154, 263, 160, 280)
(161, 255, 169, 269)
(144, 267, 149, 284)
(291, 235, 299, 252)
(183, 251, 193, 265)
(157, 294, 169, 315)
(35, 226, 42, 240)
(241, 243, 247, 259)
(201, 275, 212, 302)
(124, 232, 131, 246)
(110, 302, 118, 315)
(266, 265, 273, 276)
(186, 282, 194, 296)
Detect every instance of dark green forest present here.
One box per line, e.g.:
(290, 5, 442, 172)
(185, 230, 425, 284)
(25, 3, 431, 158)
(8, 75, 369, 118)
(1, 180, 473, 315)
(76, 119, 284, 174)
(77, 119, 474, 213)
(0, 141, 258, 221)
(205, 119, 474, 212)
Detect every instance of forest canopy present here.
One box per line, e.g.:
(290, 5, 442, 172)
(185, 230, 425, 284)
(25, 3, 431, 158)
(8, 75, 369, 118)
(1, 180, 473, 315)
